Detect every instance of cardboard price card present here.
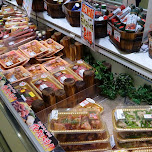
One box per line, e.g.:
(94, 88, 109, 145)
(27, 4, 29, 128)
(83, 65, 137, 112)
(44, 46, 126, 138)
(81, 0, 95, 49)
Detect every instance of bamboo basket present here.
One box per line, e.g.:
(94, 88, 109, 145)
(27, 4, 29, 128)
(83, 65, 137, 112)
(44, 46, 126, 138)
(16, 0, 23, 6)
(32, 0, 44, 12)
(108, 22, 143, 53)
(44, 0, 65, 18)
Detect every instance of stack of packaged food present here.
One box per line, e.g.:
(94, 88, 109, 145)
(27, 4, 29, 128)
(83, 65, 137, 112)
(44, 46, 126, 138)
(113, 106, 152, 150)
(48, 108, 111, 152)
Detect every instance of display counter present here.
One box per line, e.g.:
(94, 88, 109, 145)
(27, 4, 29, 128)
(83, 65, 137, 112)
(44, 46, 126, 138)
(5, 0, 152, 80)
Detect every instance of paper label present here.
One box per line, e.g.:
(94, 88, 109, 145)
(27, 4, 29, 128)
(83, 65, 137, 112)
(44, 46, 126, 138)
(21, 94, 27, 101)
(40, 48, 45, 52)
(29, 52, 36, 57)
(29, 92, 35, 97)
(107, 24, 112, 36)
(144, 114, 152, 119)
(5, 61, 13, 66)
(59, 67, 65, 70)
(60, 76, 67, 84)
(115, 109, 125, 121)
(44, 1, 47, 10)
(19, 82, 26, 86)
(9, 76, 17, 83)
(80, 100, 89, 107)
(110, 135, 115, 148)
(18, 58, 23, 62)
(3, 34, 9, 39)
(114, 30, 121, 42)
(50, 110, 58, 120)
(9, 41, 15, 46)
(79, 69, 85, 77)
(77, 60, 83, 64)
(40, 84, 48, 91)
(41, 74, 47, 78)
(86, 98, 95, 103)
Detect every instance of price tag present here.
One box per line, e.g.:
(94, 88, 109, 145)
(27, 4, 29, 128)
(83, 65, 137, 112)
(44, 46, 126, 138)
(144, 114, 152, 119)
(110, 135, 115, 148)
(29, 52, 36, 57)
(9, 75, 17, 83)
(60, 76, 67, 84)
(8, 41, 15, 46)
(79, 69, 85, 77)
(107, 24, 112, 36)
(41, 74, 47, 78)
(86, 98, 95, 103)
(80, 100, 89, 107)
(114, 30, 121, 42)
(115, 109, 125, 121)
(40, 84, 48, 91)
(59, 67, 65, 70)
(50, 110, 58, 120)
(19, 82, 26, 86)
(21, 95, 27, 101)
(77, 60, 83, 64)
(29, 92, 35, 97)
(5, 61, 13, 66)
(44, 1, 47, 10)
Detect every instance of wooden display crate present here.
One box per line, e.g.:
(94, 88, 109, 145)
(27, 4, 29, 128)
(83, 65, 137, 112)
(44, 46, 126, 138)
(108, 22, 143, 53)
(44, 0, 65, 18)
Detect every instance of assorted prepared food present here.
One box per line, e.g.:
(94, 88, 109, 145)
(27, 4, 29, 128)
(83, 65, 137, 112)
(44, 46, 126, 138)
(0, 50, 27, 68)
(43, 57, 69, 72)
(19, 40, 48, 58)
(14, 82, 42, 106)
(3, 66, 32, 83)
(48, 109, 104, 133)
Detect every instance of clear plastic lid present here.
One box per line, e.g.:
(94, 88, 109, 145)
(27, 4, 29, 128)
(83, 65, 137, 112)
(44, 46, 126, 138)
(42, 57, 69, 72)
(0, 50, 27, 69)
(48, 108, 105, 134)
(19, 40, 48, 58)
(2, 66, 32, 84)
(113, 106, 152, 132)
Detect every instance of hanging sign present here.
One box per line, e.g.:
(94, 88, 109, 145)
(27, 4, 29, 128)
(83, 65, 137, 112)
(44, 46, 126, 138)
(142, 0, 152, 43)
(81, 1, 95, 49)
(23, 0, 33, 17)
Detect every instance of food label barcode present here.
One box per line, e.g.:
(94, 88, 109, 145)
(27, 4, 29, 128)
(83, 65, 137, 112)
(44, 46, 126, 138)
(115, 109, 125, 121)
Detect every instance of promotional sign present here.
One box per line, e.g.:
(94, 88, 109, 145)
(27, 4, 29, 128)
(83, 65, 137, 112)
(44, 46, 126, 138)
(142, 0, 152, 43)
(23, 0, 33, 17)
(81, 1, 95, 49)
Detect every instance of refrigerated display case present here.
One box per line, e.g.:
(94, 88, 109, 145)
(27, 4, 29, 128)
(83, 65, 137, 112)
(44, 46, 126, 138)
(1, 0, 152, 152)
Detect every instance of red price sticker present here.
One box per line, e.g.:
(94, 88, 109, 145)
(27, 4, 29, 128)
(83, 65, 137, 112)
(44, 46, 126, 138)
(83, 27, 93, 45)
(114, 30, 121, 42)
(107, 24, 112, 36)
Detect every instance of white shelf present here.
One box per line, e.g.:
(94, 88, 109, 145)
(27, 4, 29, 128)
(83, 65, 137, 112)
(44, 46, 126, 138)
(5, 0, 152, 79)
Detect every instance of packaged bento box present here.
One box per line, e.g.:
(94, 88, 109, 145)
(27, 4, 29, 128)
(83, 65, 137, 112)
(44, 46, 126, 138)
(2, 66, 32, 84)
(14, 81, 42, 107)
(19, 40, 48, 58)
(70, 60, 93, 78)
(0, 50, 27, 69)
(42, 57, 69, 72)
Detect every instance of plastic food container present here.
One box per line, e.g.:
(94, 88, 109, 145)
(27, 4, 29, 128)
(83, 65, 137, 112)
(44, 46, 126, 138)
(113, 106, 152, 132)
(2, 6, 14, 15)
(30, 74, 62, 95)
(14, 81, 42, 107)
(26, 64, 48, 76)
(74, 98, 104, 114)
(2, 66, 32, 84)
(60, 141, 111, 152)
(18, 40, 48, 58)
(0, 50, 27, 69)
(55, 131, 108, 143)
(115, 136, 152, 150)
(52, 68, 82, 86)
(70, 60, 93, 78)
(48, 109, 105, 134)
(42, 57, 69, 72)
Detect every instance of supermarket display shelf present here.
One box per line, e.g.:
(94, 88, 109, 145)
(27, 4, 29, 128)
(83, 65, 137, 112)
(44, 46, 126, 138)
(5, 0, 152, 79)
